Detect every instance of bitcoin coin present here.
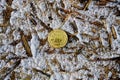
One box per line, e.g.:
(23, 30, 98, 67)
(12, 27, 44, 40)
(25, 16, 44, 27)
(48, 29, 68, 48)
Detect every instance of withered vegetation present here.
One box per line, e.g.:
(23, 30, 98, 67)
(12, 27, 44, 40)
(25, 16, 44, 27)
(0, 0, 120, 79)
(0, 0, 15, 27)
(19, 29, 33, 57)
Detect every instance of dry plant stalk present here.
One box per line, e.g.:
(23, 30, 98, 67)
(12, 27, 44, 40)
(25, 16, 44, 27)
(95, 0, 116, 6)
(69, 20, 78, 33)
(10, 40, 21, 46)
(0, 6, 13, 27)
(81, 33, 93, 38)
(89, 56, 120, 62)
(32, 68, 51, 78)
(20, 30, 32, 57)
(83, 0, 92, 10)
(30, 2, 37, 14)
(66, 31, 79, 42)
(108, 32, 112, 49)
(72, 4, 83, 10)
(95, 1, 108, 6)
(90, 21, 104, 27)
(0, 59, 21, 80)
(29, 16, 37, 26)
(99, 37, 103, 48)
(39, 19, 53, 32)
(111, 26, 117, 39)
(44, 48, 55, 54)
(102, 19, 107, 29)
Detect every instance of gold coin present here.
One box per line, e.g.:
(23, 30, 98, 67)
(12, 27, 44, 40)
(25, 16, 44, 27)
(48, 29, 68, 48)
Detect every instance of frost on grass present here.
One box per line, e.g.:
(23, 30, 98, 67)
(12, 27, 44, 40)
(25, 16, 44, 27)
(0, 0, 120, 80)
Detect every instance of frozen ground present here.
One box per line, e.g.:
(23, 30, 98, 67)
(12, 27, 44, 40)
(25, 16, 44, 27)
(0, 0, 120, 80)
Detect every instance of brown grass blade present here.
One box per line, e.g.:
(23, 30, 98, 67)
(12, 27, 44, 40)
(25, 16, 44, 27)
(0, 6, 14, 27)
(69, 20, 78, 33)
(111, 26, 117, 39)
(83, 0, 92, 10)
(32, 68, 51, 78)
(66, 31, 79, 42)
(90, 21, 104, 27)
(39, 19, 53, 32)
(89, 56, 120, 62)
(3, 6, 13, 23)
(0, 59, 21, 79)
(20, 30, 32, 57)
(29, 17, 37, 26)
(108, 32, 112, 49)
